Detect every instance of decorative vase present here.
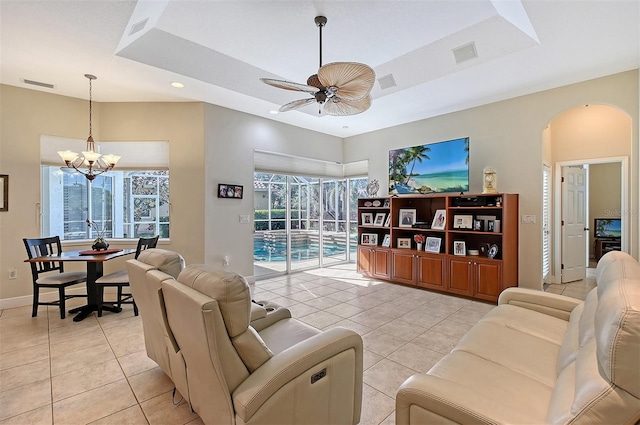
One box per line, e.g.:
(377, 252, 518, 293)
(417, 243, 423, 251)
(92, 238, 109, 251)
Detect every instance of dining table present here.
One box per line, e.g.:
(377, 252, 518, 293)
(24, 248, 136, 322)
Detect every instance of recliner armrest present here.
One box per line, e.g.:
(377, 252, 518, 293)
(232, 327, 363, 424)
(498, 287, 582, 320)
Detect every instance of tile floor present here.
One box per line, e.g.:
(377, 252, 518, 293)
(0, 264, 596, 425)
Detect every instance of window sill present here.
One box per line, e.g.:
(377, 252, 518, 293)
(61, 239, 170, 248)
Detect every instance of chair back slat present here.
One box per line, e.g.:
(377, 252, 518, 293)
(23, 236, 64, 277)
(135, 235, 160, 259)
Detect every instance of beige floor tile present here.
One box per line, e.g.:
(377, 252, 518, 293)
(52, 358, 125, 402)
(380, 411, 396, 425)
(109, 333, 146, 358)
(324, 302, 366, 319)
(396, 309, 443, 330)
(118, 351, 158, 377)
(0, 331, 49, 354)
(0, 358, 50, 392)
(327, 319, 373, 336)
(51, 342, 115, 377)
(346, 294, 385, 310)
(89, 404, 148, 425)
(286, 290, 321, 303)
(53, 379, 137, 424)
(49, 330, 108, 358)
(387, 342, 443, 372)
(48, 319, 101, 342)
(363, 349, 384, 371)
(429, 319, 474, 339)
(362, 329, 409, 357)
(0, 378, 51, 421)
(324, 290, 360, 302)
(97, 311, 141, 331)
(0, 306, 38, 320)
(102, 319, 144, 342)
(349, 310, 394, 330)
(0, 404, 52, 425)
(412, 329, 459, 355)
(0, 343, 49, 371)
(128, 367, 174, 403)
(302, 296, 342, 310)
(286, 302, 319, 318)
(140, 390, 199, 425)
(363, 358, 416, 398)
(359, 384, 395, 425)
(297, 311, 342, 329)
(377, 318, 427, 342)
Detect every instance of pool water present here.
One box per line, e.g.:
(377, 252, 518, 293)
(254, 240, 354, 262)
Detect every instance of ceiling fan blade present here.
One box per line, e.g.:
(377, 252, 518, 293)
(323, 95, 372, 116)
(279, 97, 316, 112)
(260, 78, 319, 94)
(317, 62, 375, 101)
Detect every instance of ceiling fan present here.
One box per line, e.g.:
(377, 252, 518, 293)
(260, 16, 375, 116)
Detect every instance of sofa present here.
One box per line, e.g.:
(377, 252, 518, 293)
(128, 250, 363, 425)
(396, 251, 640, 424)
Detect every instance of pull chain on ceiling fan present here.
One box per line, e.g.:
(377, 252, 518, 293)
(260, 16, 375, 116)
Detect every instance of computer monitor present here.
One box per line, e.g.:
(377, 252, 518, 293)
(594, 218, 621, 239)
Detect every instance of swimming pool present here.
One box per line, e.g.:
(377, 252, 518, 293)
(254, 239, 355, 262)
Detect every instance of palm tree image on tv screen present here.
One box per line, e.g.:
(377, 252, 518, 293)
(389, 138, 469, 195)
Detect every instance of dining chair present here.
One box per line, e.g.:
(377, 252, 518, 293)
(95, 235, 159, 317)
(23, 236, 88, 319)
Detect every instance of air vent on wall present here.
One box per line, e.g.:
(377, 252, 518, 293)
(129, 18, 149, 36)
(378, 74, 397, 90)
(22, 79, 55, 89)
(452, 42, 478, 64)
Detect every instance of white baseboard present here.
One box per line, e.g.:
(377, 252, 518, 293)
(0, 286, 118, 311)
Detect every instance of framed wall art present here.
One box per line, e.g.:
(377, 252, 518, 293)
(0, 175, 7, 212)
(218, 184, 243, 199)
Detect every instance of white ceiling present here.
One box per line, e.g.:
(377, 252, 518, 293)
(1, 1, 638, 138)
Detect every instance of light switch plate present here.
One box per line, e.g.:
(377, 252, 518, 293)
(239, 214, 250, 224)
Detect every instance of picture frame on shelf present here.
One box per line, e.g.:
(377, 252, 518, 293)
(425, 237, 441, 253)
(381, 234, 391, 247)
(453, 214, 473, 229)
(473, 219, 484, 232)
(383, 214, 391, 227)
(361, 213, 373, 225)
(383, 199, 390, 208)
(397, 238, 411, 249)
(374, 213, 386, 226)
(453, 240, 466, 256)
(487, 220, 495, 232)
(361, 233, 378, 245)
(399, 209, 416, 227)
(431, 209, 446, 230)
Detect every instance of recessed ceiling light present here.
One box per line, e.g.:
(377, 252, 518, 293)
(171, 82, 184, 88)
(269, 110, 279, 115)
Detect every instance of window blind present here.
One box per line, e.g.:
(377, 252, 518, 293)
(542, 164, 551, 279)
(254, 150, 368, 178)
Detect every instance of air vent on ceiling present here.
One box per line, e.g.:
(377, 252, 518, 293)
(378, 74, 397, 90)
(22, 79, 55, 89)
(452, 42, 478, 64)
(129, 18, 149, 36)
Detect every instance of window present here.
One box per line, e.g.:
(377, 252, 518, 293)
(41, 167, 169, 240)
(542, 164, 551, 279)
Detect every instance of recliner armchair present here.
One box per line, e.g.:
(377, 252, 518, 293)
(161, 264, 363, 425)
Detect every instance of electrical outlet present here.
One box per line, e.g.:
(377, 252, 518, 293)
(239, 214, 250, 224)
(8, 269, 17, 279)
(521, 215, 536, 224)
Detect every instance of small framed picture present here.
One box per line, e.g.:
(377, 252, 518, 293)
(453, 240, 466, 256)
(425, 237, 441, 253)
(473, 219, 484, 232)
(374, 213, 386, 226)
(453, 214, 473, 229)
(383, 214, 391, 227)
(487, 220, 495, 232)
(381, 234, 391, 247)
(431, 209, 446, 230)
(397, 238, 411, 249)
(383, 199, 390, 208)
(218, 183, 243, 199)
(399, 209, 416, 227)
(361, 213, 373, 225)
(361, 233, 378, 245)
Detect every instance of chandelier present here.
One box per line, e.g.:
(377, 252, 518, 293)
(57, 74, 120, 181)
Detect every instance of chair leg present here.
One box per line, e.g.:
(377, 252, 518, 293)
(97, 286, 104, 318)
(32, 285, 40, 317)
(59, 287, 66, 320)
(117, 286, 123, 309)
(133, 299, 138, 316)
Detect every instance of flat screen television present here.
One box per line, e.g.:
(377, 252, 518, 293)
(389, 137, 469, 195)
(594, 218, 621, 239)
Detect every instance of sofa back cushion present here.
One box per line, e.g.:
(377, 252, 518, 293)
(137, 248, 185, 278)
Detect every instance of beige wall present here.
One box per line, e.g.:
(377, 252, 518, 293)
(589, 163, 622, 256)
(343, 70, 639, 290)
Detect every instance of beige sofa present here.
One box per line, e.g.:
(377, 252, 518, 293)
(396, 251, 640, 424)
(129, 250, 363, 425)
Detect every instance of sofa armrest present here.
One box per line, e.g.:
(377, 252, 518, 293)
(396, 374, 523, 425)
(232, 327, 363, 424)
(498, 287, 582, 320)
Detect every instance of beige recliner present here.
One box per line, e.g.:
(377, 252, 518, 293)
(161, 263, 363, 425)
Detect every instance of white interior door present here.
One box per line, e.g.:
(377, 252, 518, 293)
(561, 166, 587, 282)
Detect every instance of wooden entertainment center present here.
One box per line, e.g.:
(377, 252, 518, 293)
(357, 193, 518, 303)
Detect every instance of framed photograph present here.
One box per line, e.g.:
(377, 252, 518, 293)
(383, 214, 391, 227)
(473, 219, 484, 232)
(361, 233, 378, 245)
(383, 199, 390, 208)
(374, 213, 386, 226)
(381, 234, 391, 247)
(453, 214, 473, 229)
(361, 213, 374, 225)
(431, 209, 446, 230)
(218, 183, 243, 199)
(425, 237, 441, 253)
(0, 174, 7, 212)
(453, 240, 466, 256)
(397, 238, 411, 249)
(399, 209, 416, 227)
(487, 220, 495, 232)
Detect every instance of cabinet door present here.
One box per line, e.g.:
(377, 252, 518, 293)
(474, 259, 503, 301)
(373, 249, 391, 279)
(417, 254, 445, 290)
(357, 246, 374, 276)
(391, 251, 416, 285)
(447, 257, 474, 296)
